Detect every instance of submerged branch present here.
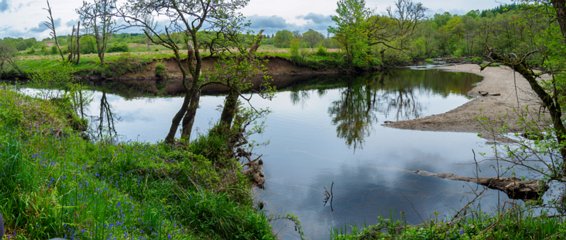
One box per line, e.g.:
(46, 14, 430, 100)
(414, 170, 548, 200)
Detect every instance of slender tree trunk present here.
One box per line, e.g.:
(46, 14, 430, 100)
(76, 21, 81, 64)
(490, 51, 566, 177)
(219, 88, 239, 128)
(68, 26, 75, 62)
(180, 90, 201, 142)
(551, 0, 566, 42)
(165, 93, 191, 144)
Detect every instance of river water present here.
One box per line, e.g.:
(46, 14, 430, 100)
(18, 69, 517, 239)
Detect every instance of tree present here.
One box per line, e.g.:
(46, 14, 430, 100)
(302, 29, 325, 48)
(330, 0, 426, 68)
(202, 30, 272, 132)
(79, 35, 97, 54)
(487, 1, 566, 178)
(119, 0, 250, 144)
(329, 0, 371, 68)
(77, 0, 122, 65)
(67, 21, 81, 64)
(370, 0, 426, 63)
(550, 0, 566, 41)
(43, 0, 64, 61)
(273, 30, 294, 48)
(0, 42, 20, 77)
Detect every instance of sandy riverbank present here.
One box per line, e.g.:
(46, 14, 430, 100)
(387, 64, 549, 138)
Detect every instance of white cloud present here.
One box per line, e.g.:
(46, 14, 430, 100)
(0, 0, 513, 39)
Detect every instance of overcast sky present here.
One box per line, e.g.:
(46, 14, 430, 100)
(0, 0, 512, 39)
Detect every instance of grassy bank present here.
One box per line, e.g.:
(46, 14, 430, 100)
(333, 206, 566, 239)
(4, 48, 346, 82)
(0, 88, 274, 239)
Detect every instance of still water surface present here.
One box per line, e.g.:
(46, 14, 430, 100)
(22, 69, 512, 239)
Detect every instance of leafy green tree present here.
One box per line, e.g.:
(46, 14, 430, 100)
(79, 35, 97, 54)
(273, 30, 294, 48)
(77, 0, 122, 65)
(329, 0, 371, 68)
(119, 0, 251, 144)
(302, 29, 325, 48)
(487, 1, 566, 178)
(0, 42, 19, 76)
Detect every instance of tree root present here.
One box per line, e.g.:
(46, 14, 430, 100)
(414, 170, 548, 200)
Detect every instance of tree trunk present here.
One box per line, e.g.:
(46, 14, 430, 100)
(180, 90, 201, 142)
(551, 0, 566, 42)
(165, 93, 190, 144)
(415, 170, 548, 200)
(489, 50, 566, 177)
(76, 21, 81, 64)
(219, 89, 239, 128)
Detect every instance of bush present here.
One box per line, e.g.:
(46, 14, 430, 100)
(316, 45, 328, 56)
(79, 35, 97, 54)
(154, 62, 167, 79)
(180, 191, 274, 240)
(470, 56, 483, 64)
(29, 62, 74, 89)
(290, 38, 301, 61)
(107, 43, 129, 53)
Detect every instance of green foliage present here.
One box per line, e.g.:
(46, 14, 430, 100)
(273, 30, 294, 48)
(79, 35, 97, 54)
(0, 89, 274, 239)
(329, 0, 373, 68)
(316, 45, 328, 56)
(29, 62, 75, 89)
(180, 191, 274, 240)
(0, 42, 19, 78)
(333, 207, 566, 239)
(302, 29, 325, 48)
(107, 42, 129, 53)
(289, 38, 301, 61)
(154, 61, 167, 79)
(0, 37, 38, 51)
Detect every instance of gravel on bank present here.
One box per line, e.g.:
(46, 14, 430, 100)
(386, 64, 549, 138)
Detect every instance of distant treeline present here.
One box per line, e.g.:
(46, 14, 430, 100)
(0, 3, 556, 66)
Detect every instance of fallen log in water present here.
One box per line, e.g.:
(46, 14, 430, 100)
(414, 170, 548, 200)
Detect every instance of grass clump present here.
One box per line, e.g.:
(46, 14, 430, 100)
(333, 207, 566, 240)
(0, 88, 274, 239)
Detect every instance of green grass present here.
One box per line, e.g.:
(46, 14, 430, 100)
(333, 209, 566, 240)
(0, 88, 274, 239)
(9, 47, 346, 82)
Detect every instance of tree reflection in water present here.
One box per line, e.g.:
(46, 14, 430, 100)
(94, 92, 119, 142)
(289, 69, 481, 149)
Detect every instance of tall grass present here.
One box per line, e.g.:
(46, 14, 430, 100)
(0, 89, 274, 239)
(332, 207, 566, 239)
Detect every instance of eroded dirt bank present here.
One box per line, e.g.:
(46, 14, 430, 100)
(88, 57, 341, 95)
(387, 64, 550, 137)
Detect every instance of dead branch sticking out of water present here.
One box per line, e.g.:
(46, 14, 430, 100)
(414, 170, 548, 200)
(323, 182, 334, 212)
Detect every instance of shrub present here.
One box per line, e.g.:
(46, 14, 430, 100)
(290, 38, 301, 61)
(470, 56, 483, 64)
(154, 62, 167, 79)
(79, 35, 97, 54)
(316, 45, 328, 56)
(107, 43, 129, 53)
